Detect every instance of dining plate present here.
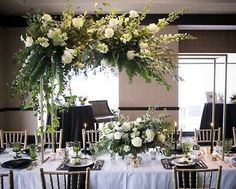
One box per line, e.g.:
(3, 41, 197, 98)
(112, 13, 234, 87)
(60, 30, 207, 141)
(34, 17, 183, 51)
(171, 157, 196, 167)
(1, 159, 32, 169)
(66, 158, 93, 168)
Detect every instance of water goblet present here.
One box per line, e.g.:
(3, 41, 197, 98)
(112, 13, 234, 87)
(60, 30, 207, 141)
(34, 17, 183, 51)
(89, 142, 99, 163)
(29, 144, 37, 161)
(12, 142, 21, 158)
(224, 138, 233, 156)
(73, 141, 81, 157)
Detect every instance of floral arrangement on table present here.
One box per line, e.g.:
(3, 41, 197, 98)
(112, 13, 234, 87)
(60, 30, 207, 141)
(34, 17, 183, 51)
(11, 0, 194, 133)
(99, 109, 174, 159)
(230, 94, 236, 104)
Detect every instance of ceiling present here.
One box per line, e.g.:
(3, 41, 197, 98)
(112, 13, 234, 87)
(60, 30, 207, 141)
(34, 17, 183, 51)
(0, 0, 236, 15)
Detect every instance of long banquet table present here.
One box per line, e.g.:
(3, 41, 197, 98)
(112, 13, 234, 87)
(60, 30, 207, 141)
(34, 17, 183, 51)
(1, 149, 236, 189)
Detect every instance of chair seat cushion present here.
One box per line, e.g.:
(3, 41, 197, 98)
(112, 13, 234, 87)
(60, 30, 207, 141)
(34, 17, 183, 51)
(95, 115, 115, 123)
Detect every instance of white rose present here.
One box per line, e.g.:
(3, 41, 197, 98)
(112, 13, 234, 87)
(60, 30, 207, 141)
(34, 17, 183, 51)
(131, 137, 143, 147)
(139, 42, 148, 50)
(37, 37, 49, 47)
(147, 23, 160, 34)
(129, 10, 139, 18)
(126, 50, 135, 60)
(42, 14, 52, 22)
(145, 129, 155, 142)
(72, 16, 84, 29)
(109, 18, 120, 28)
(158, 133, 166, 143)
(61, 48, 75, 64)
(104, 28, 114, 38)
(114, 132, 122, 140)
(121, 122, 131, 132)
(24, 36, 33, 47)
(123, 145, 131, 152)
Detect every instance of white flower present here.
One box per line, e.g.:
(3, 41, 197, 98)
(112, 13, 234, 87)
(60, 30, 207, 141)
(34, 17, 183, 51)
(157, 18, 167, 29)
(126, 50, 135, 60)
(136, 117, 142, 123)
(47, 28, 68, 46)
(97, 43, 109, 54)
(158, 133, 166, 143)
(130, 132, 136, 139)
(147, 23, 160, 34)
(61, 48, 75, 64)
(107, 133, 114, 140)
(37, 37, 49, 47)
(101, 58, 109, 67)
(123, 145, 131, 152)
(131, 137, 143, 147)
(109, 18, 120, 28)
(114, 132, 122, 140)
(129, 10, 139, 18)
(104, 28, 114, 38)
(121, 122, 131, 132)
(145, 129, 155, 142)
(125, 17, 129, 22)
(72, 16, 84, 29)
(22, 36, 33, 47)
(41, 14, 52, 22)
(139, 42, 148, 50)
(120, 33, 132, 44)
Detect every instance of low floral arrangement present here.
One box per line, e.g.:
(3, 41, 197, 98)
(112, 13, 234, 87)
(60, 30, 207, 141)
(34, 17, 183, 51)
(99, 109, 174, 159)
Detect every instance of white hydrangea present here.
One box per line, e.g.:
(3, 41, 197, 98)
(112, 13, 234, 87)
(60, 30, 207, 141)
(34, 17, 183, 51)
(97, 43, 109, 53)
(72, 16, 84, 29)
(145, 129, 155, 142)
(147, 23, 160, 34)
(41, 14, 52, 22)
(61, 48, 76, 64)
(109, 18, 120, 28)
(126, 50, 135, 60)
(104, 28, 114, 38)
(131, 137, 142, 147)
(121, 122, 131, 132)
(129, 10, 139, 18)
(21, 35, 34, 47)
(123, 145, 131, 152)
(114, 132, 122, 140)
(139, 42, 148, 50)
(37, 37, 49, 47)
(120, 33, 132, 44)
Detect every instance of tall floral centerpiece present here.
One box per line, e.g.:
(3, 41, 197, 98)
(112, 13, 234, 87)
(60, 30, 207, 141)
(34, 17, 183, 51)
(99, 109, 173, 161)
(12, 1, 194, 162)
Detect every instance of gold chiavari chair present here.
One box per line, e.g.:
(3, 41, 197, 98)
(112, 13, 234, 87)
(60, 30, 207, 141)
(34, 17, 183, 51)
(82, 129, 100, 150)
(173, 166, 222, 189)
(0, 170, 14, 189)
(232, 127, 236, 146)
(194, 128, 221, 145)
(0, 130, 27, 149)
(40, 168, 90, 189)
(35, 129, 63, 149)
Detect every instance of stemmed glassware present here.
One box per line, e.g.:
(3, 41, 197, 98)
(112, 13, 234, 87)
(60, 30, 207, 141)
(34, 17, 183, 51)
(73, 141, 81, 157)
(12, 142, 21, 158)
(89, 142, 99, 163)
(29, 144, 37, 161)
(225, 138, 233, 156)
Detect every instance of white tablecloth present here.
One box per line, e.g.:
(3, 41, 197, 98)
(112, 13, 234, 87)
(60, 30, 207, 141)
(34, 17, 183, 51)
(0, 150, 236, 189)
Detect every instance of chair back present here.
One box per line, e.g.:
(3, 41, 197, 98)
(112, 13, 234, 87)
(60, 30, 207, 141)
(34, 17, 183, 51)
(40, 168, 90, 189)
(89, 100, 113, 117)
(0, 170, 14, 189)
(194, 128, 221, 145)
(82, 129, 100, 149)
(173, 166, 222, 189)
(35, 129, 62, 149)
(0, 130, 27, 149)
(232, 127, 236, 145)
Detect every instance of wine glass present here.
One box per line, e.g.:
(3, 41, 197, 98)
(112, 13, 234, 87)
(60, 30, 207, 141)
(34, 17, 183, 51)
(73, 141, 81, 157)
(225, 138, 233, 156)
(29, 144, 37, 161)
(12, 142, 21, 158)
(89, 142, 99, 163)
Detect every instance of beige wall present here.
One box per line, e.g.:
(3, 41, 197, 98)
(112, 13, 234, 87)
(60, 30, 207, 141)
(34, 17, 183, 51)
(0, 27, 6, 129)
(3, 27, 37, 134)
(119, 26, 179, 122)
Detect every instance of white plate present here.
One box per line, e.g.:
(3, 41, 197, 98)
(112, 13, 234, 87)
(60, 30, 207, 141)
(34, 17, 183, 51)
(171, 158, 196, 167)
(66, 158, 93, 168)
